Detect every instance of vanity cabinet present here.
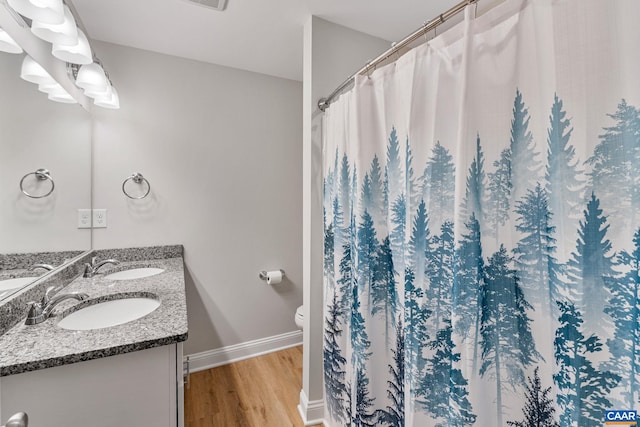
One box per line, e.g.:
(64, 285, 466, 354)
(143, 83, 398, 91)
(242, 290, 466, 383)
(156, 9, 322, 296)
(0, 343, 184, 427)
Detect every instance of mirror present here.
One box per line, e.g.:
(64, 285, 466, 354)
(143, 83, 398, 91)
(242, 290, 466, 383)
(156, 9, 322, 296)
(0, 48, 91, 300)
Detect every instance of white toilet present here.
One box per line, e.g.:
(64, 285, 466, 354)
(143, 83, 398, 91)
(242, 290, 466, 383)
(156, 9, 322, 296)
(295, 305, 304, 330)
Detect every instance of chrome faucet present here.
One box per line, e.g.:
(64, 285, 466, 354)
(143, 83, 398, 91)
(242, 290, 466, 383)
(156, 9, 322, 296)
(25, 289, 89, 325)
(83, 257, 120, 278)
(29, 263, 55, 272)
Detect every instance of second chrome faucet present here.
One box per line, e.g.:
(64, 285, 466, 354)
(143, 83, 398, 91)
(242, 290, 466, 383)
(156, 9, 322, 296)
(83, 257, 120, 278)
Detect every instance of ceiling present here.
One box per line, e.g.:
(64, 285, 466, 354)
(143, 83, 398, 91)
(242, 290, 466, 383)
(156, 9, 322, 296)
(71, 0, 460, 82)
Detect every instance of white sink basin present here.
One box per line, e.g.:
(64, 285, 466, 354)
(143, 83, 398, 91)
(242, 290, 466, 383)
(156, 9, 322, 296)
(103, 267, 164, 281)
(0, 277, 37, 291)
(57, 297, 161, 330)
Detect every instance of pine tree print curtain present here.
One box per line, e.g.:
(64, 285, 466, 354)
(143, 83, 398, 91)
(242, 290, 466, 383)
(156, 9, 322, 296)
(321, 0, 640, 425)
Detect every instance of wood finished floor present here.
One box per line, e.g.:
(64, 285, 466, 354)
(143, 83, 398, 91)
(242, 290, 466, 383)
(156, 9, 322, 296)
(185, 346, 323, 427)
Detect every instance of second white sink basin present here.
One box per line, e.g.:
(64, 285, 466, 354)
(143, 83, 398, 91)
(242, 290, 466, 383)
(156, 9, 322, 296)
(0, 277, 37, 291)
(104, 267, 164, 281)
(57, 297, 161, 330)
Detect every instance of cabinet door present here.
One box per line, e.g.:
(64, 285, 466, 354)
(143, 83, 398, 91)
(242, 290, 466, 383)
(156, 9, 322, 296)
(0, 344, 177, 427)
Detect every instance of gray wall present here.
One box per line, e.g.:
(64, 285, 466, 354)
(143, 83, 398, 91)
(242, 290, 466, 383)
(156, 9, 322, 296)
(300, 16, 390, 421)
(91, 41, 303, 355)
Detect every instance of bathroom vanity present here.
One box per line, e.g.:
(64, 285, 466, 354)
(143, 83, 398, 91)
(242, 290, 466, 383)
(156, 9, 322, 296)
(1, 344, 183, 427)
(0, 246, 188, 427)
(0, 8, 190, 426)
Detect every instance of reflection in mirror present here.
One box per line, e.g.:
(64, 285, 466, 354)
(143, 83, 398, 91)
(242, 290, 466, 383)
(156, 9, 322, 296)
(0, 48, 91, 301)
(0, 250, 83, 299)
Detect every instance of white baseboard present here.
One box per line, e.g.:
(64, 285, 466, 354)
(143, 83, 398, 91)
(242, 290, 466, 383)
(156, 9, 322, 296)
(186, 330, 303, 372)
(298, 389, 325, 426)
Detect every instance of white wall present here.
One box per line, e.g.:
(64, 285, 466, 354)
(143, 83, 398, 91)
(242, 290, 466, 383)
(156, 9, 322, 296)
(300, 16, 390, 423)
(91, 41, 303, 356)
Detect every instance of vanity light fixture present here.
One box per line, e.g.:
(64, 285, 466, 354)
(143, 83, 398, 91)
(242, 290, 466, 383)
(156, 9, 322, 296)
(52, 28, 91, 64)
(68, 61, 120, 109)
(0, 28, 23, 53)
(5, 0, 119, 108)
(93, 85, 119, 109)
(75, 61, 108, 92)
(20, 54, 55, 84)
(6, 0, 64, 25)
(31, 5, 78, 46)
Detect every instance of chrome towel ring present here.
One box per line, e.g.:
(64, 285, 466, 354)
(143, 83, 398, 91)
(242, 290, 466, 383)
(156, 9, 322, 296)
(19, 169, 54, 199)
(122, 172, 151, 199)
(2, 411, 28, 427)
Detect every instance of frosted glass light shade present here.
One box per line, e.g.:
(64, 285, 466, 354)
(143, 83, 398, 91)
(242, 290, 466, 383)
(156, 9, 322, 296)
(48, 92, 76, 103)
(7, 0, 64, 25)
(0, 28, 23, 54)
(37, 81, 61, 93)
(20, 55, 55, 84)
(36, 81, 77, 103)
(84, 84, 111, 99)
(94, 85, 119, 109)
(31, 5, 78, 46)
(52, 29, 91, 64)
(76, 62, 108, 92)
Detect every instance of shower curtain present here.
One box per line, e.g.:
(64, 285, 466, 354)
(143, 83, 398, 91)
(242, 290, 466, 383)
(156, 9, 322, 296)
(321, 0, 640, 425)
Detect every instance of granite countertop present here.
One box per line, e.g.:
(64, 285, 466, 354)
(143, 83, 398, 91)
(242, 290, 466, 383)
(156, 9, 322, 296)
(0, 255, 188, 376)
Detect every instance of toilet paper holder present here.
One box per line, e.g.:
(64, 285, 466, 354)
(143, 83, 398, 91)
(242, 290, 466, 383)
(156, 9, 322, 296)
(259, 270, 285, 281)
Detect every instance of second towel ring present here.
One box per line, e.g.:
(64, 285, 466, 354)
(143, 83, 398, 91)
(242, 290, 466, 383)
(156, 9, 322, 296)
(20, 168, 55, 199)
(122, 172, 151, 199)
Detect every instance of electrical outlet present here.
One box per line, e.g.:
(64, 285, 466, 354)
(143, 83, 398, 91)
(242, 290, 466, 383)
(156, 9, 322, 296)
(93, 209, 107, 228)
(77, 209, 91, 229)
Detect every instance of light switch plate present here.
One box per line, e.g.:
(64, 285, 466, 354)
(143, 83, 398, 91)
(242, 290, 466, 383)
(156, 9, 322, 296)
(77, 209, 91, 229)
(93, 209, 107, 228)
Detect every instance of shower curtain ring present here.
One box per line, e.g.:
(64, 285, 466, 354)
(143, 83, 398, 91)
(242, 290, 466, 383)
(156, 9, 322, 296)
(423, 21, 430, 41)
(393, 43, 400, 61)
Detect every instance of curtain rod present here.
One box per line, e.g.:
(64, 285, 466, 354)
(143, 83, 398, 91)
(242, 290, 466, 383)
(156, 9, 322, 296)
(317, 0, 477, 112)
